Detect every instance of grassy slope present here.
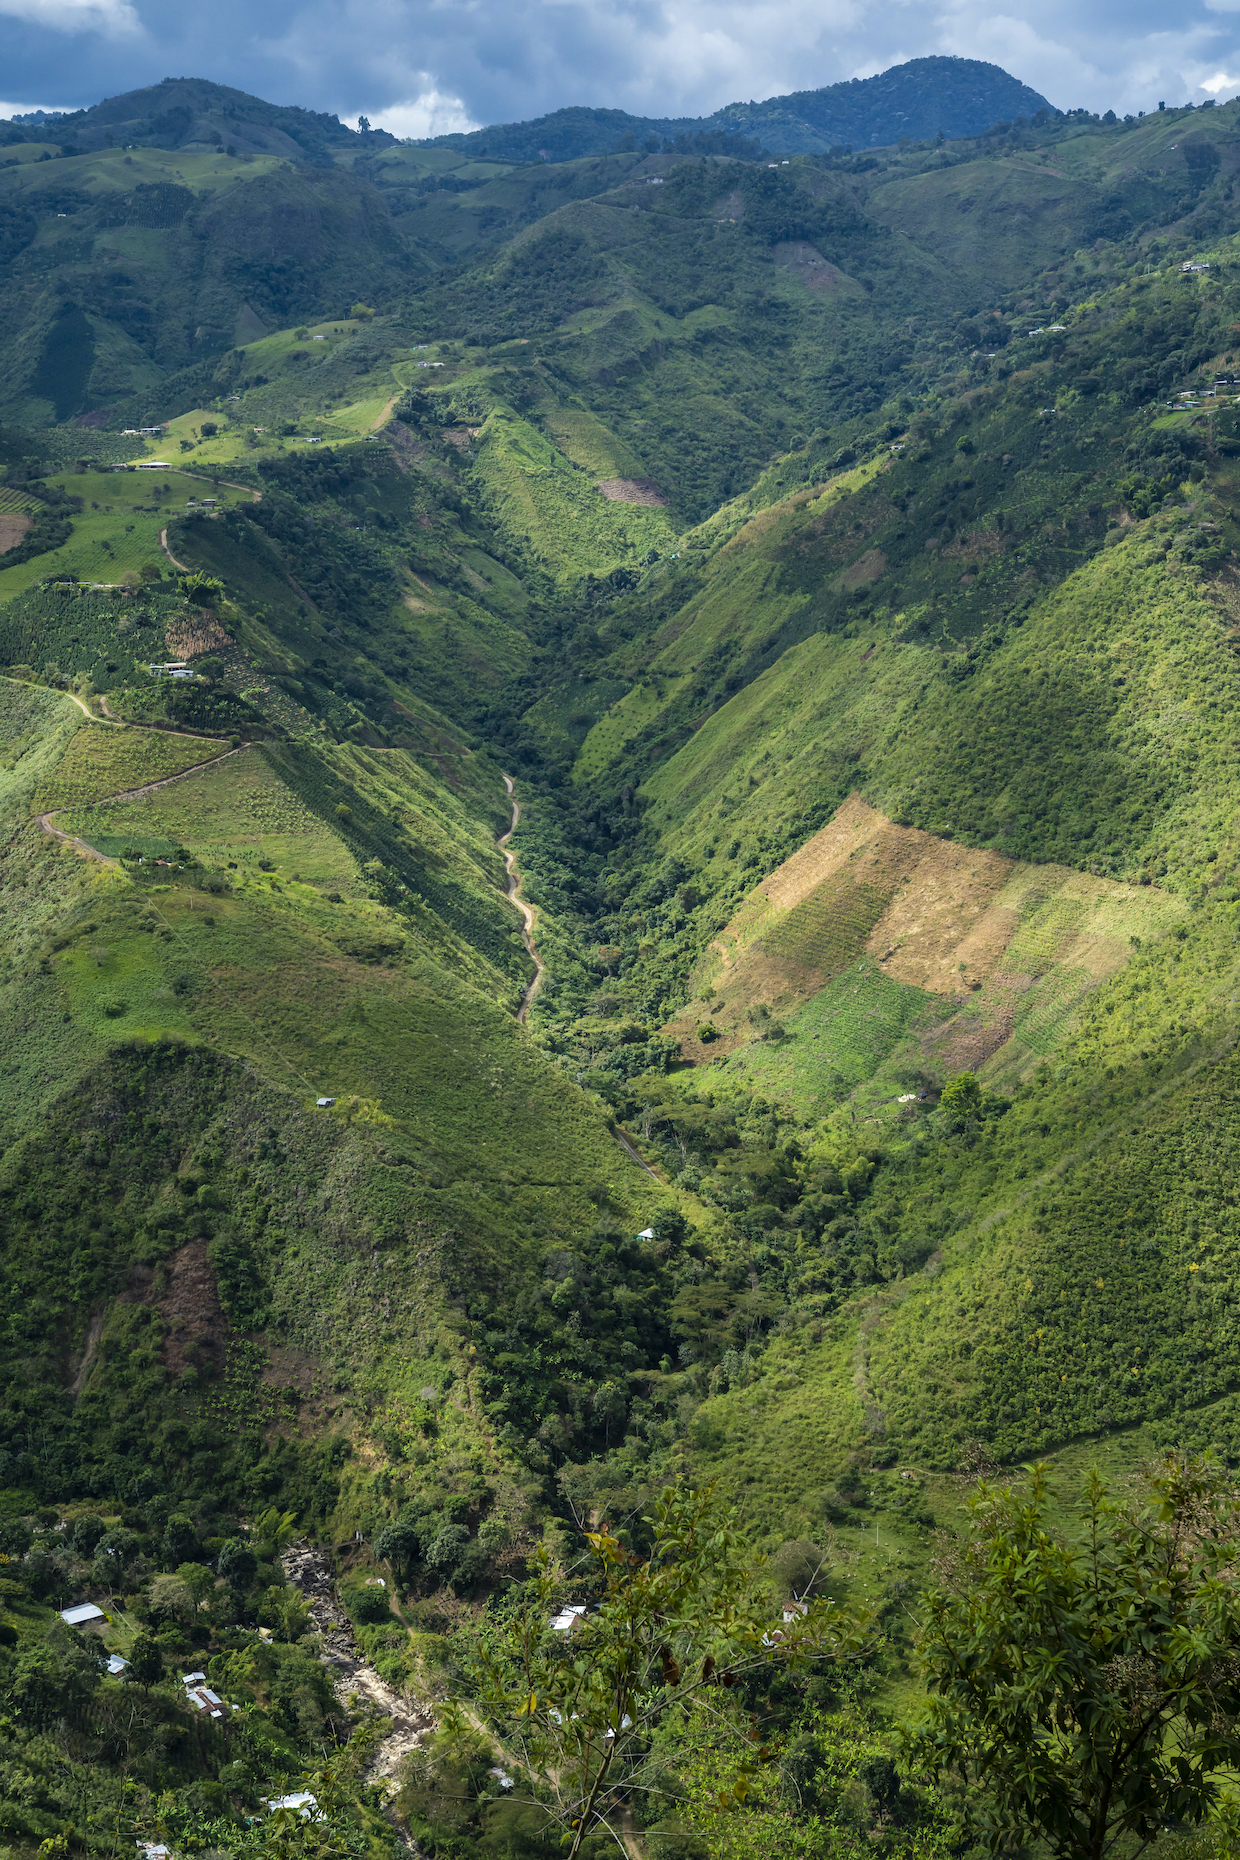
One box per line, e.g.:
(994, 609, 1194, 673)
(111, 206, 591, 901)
(0, 695, 668, 1524)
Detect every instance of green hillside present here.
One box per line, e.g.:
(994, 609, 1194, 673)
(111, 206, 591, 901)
(8, 79, 1240, 1860)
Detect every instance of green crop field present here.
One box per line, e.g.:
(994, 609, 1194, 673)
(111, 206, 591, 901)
(31, 721, 228, 813)
(0, 469, 255, 600)
(725, 958, 935, 1113)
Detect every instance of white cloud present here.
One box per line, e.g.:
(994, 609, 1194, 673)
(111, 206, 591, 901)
(0, 0, 137, 31)
(0, 98, 74, 117)
(352, 90, 479, 138)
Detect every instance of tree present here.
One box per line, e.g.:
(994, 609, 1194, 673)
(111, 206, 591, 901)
(901, 1454, 1240, 1860)
(462, 1480, 874, 1859)
(937, 1070, 981, 1119)
(179, 571, 224, 607)
(161, 1513, 200, 1567)
(72, 1512, 106, 1556)
(149, 1573, 195, 1628)
(126, 1630, 163, 1690)
(218, 1538, 258, 1589)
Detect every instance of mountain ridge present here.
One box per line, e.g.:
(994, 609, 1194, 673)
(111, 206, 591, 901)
(417, 56, 1056, 161)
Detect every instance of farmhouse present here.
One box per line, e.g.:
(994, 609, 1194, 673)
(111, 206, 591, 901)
(60, 1602, 106, 1628)
(185, 1684, 224, 1718)
(148, 661, 195, 680)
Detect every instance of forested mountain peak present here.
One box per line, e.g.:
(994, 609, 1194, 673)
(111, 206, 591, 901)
(419, 54, 1055, 161)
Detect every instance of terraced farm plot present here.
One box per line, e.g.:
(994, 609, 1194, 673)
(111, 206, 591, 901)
(758, 876, 888, 974)
(727, 959, 934, 1113)
(60, 746, 356, 890)
(670, 793, 1186, 1079)
(31, 724, 229, 813)
(0, 485, 39, 554)
(1011, 965, 1097, 1056)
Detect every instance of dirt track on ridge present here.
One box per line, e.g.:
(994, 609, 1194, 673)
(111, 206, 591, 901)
(35, 743, 246, 865)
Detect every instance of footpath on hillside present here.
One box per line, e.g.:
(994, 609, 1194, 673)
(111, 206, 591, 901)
(499, 774, 545, 1023)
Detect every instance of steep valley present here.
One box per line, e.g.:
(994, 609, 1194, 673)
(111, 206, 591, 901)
(5, 71, 1240, 1860)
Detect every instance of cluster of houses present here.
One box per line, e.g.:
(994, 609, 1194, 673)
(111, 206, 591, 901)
(58, 1602, 323, 1839)
(181, 1670, 225, 1717)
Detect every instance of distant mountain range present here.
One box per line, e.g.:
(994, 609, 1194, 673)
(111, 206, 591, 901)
(0, 58, 1054, 166)
(419, 57, 1056, 161)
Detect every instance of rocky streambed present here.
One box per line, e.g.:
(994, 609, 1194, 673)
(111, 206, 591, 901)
(281, 1542, 433, 1780)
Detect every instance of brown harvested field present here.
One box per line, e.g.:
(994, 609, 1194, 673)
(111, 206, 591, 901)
(165, 609, 230, 659)
(666, 794, 1186, 1066)
(597, 479, 668, 506)
(0, 512, 31, 554)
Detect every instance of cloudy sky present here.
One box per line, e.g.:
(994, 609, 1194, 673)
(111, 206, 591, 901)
(2, 0, 1240, 138)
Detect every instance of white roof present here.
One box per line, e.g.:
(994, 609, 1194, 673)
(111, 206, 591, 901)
(181, 1670, 207, 1685)
(61, 1603, 106, 1626)
(267, 1793, 318, 1816)
(107, 1653, 127, 1674)
(637, 1228, 655, 1240)
(550, 1604, 587, 1631)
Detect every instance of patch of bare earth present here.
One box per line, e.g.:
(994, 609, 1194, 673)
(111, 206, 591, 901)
(0, 513, 31, 554)
(837, 548, 887, 588)
(597, 478, 668, 506)
(150, 1238, 228, 1379)
(667, 794, 1179, 1065)
(70, 1312, 104, 1399)
(772, 241, 855, 293)
(385, 420, 427, 470)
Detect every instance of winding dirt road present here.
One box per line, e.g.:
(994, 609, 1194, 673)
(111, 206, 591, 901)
(36, 742, 245, 863)
(499, 774, 545, 1023)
